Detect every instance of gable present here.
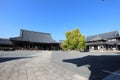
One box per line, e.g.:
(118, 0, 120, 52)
(86, 31, 119, 42)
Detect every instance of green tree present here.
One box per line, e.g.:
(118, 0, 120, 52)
(61, 28, 86, 50)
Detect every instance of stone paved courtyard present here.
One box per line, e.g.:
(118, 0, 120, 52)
(0, 50, 120, 80)
(0, 51, 86, 80)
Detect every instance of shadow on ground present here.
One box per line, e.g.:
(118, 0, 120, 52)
(0, 57, 31, 63)
(63, 55, 120, 80)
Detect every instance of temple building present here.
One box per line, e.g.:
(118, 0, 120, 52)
(86, 31, 120, 52)
(0, 29, 61, 50)
(0, 29, 120, 51)
(10, 29, 61, 50)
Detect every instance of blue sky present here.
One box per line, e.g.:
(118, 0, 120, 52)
(0, 0, 120, 41)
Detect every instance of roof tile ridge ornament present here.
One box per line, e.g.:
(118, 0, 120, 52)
(115, 31, 119, 36)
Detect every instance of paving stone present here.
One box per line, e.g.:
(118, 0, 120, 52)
(0, 51, 88, 80)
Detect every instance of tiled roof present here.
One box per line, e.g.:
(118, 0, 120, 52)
(86, 42, 106, 45)
(117, 42, 120, 45)
(86, 41, 116, 46)
(86, 31, 119, 42)
(89, 35, 105, 41)
(0, 38, 12, 45)
(11, 29, 57, 43)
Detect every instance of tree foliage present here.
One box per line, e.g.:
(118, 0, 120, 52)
(61, 28, 86, 50)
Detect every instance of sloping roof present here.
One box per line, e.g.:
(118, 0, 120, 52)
(86, 42, 106, 45)
(11, 29, 57, 43)
(0, 38, 12, 45)
(86, 41, 116, 46)
(105, 41, 117, 45)
(86, 31, 119, 42)
(89, 35, 105, 41)
(117, 42, 120, 45)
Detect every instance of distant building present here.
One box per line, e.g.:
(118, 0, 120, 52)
(10, 29, 61, 50)
(1, 29, 120, 51)
(0, 29, 61, 50)
(0, 38, 13, 50)
(86, 31, 120, 52)
(59, 40, 64, 43)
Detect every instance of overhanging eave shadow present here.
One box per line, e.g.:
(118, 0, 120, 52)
(0, 57, 32, 63)
(63, 55, 120, 80)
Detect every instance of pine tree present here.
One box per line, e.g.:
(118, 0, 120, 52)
(61, 28, 86, 50)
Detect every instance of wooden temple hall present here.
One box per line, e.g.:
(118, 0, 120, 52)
(0, 29, 61, 50)
(86, 31, 120, 52)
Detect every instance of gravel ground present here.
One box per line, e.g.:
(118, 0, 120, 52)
(0, 50, 87, 80)
(0, 50, 42, 57)
(51, 51, 120, 80)
(0, 50, 120, 80)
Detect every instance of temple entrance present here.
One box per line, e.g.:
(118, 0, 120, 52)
(94, 45, 98, 50)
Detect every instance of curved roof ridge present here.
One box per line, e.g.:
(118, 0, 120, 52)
(87, 30, 119, 38)
(89, 35, 104, 41)
(11, 29, 57, 43)
(86, 30, 119, 42)
(21, 29, 50, 35)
